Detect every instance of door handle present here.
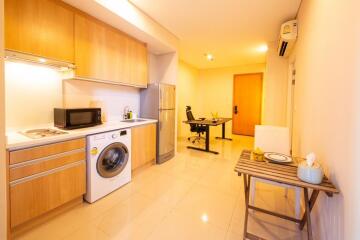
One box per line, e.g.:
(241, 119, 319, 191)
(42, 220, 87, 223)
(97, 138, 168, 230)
(234, 106, 238, 114)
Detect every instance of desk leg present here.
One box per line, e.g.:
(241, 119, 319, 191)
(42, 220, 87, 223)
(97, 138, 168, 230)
(205, 125, 210, 151)
(243, 174, 250, 240)
(187, 125, 219, 154)
(216, 123, 233, 141)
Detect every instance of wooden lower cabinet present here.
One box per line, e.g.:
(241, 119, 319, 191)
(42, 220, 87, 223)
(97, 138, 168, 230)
(10, 162, 85, 227)
(8, 138, 86, 228)
(131, 124, 156, 170)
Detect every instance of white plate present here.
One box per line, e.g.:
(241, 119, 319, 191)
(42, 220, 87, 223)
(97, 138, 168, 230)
(264, 152, 292, 163)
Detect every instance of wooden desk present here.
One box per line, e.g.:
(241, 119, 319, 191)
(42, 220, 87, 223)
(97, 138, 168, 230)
(183, 118, 232, 154)
(234, 150, 339, 240)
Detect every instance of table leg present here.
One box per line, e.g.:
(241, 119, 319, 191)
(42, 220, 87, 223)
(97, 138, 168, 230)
(303, 188, 313, 240)
(187, 125, 219, 154)
(243, 174, 250, 239)
(300, 190, 319, 230)
(205, 125, 210, 151)
(216, 122, 233, 141)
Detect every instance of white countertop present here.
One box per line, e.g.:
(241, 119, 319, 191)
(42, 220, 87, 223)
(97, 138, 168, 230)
(6, 118, 157, 151)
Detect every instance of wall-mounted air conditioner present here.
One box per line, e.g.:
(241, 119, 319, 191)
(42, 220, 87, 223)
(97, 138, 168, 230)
(278, 20, 298, 57)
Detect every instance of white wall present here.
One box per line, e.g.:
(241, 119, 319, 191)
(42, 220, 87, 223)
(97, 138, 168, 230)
(63, 79, 140, 122)
(292, 0, 360, 239)
(5, 62, 142, 129)
(149, 52, 178, 85)
(263, 41, 289, 126)
(148, 53, 159, 84)
(5, 62, 63, 130)
(177, 61, 200, 138)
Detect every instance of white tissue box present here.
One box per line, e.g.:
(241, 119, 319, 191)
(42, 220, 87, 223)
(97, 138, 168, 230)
(297, 161, 324, 184)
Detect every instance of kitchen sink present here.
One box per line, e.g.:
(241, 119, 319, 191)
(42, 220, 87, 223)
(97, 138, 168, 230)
(120, 119, 147, 123)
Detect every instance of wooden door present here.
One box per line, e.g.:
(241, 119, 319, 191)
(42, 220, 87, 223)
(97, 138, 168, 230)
(232, 73, 263, 136)
(5, 0, 74, 62)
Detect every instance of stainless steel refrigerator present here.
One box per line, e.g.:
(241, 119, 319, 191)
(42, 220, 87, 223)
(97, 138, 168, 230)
(140, 83, 175, 164)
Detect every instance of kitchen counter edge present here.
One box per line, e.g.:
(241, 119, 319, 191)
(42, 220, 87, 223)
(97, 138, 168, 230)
(6, 119, 158, 151)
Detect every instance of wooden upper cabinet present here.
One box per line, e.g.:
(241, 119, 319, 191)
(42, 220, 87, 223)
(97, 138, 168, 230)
(74, 13, 148, 87)
(5, 0, 75, 63)
(130, 40, 148, 87)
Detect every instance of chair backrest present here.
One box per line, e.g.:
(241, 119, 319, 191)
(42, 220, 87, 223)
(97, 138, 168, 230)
(186, 106, 195, 121)
(186, 106, 197, 132)
(254, 125, 290, 155)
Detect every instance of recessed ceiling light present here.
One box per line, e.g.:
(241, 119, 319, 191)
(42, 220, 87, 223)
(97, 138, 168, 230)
(204, 53, 214, 61)
(201, 213, 209, 223)
(257, 44, 268, 53)
(38, 58, 47, 63)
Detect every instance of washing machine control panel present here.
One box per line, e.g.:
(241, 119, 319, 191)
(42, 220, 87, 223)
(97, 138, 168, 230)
(120, 130, 127, 136)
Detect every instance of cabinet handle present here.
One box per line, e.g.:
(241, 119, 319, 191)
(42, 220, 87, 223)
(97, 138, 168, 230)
(10, 160, 85, 187)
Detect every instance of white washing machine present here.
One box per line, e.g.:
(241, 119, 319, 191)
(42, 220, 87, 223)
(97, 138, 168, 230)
(85, 128, 131, 203)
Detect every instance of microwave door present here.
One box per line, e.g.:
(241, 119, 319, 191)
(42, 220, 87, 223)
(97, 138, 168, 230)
(65, 109, 101, 129)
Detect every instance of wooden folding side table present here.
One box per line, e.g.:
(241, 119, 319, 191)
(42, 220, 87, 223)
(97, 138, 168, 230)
(234, 150, 339, 240)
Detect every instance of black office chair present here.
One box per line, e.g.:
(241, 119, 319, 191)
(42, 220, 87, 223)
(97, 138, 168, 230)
(186, 106, 207, 143)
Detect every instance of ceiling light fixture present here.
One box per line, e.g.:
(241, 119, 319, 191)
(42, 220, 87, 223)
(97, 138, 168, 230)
(257, 44, 268, 53)
(205, 53, 214, 61)
(38, 58, 47, 63)
(201, 214, 209, 223)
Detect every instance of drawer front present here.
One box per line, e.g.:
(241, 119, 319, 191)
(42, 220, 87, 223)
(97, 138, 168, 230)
(10, 161, 86, 227)
(9, 149, 85, 181)
(9, 138, 85, 165)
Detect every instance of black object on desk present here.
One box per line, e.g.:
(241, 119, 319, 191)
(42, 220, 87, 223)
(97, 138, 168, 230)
(183, 118, 232, 154)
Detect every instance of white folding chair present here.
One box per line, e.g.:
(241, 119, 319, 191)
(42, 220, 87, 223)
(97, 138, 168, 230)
(251, 125, 301, 218)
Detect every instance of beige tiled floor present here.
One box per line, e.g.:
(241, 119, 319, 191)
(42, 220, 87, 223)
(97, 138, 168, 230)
(14, 135, 307, 240)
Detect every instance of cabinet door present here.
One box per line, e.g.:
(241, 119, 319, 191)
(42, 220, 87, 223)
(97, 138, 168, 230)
(131, 124, 156, 170)
(75, 13, 148, 87)
(129, 41, 148, 87)
(10, 161, 86, 227)
(5, 0, 74, 62)
(75, 14, 126, 83)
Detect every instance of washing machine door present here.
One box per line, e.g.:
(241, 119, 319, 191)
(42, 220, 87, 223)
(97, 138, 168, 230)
(97, 142, 129, 178)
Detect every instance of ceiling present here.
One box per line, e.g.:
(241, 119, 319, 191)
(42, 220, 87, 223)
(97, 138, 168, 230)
(130, 0, 301, 69)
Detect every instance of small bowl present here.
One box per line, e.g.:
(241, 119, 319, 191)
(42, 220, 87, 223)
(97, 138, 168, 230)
(297, 161, 324, 184)
(252, 152, 264, 162)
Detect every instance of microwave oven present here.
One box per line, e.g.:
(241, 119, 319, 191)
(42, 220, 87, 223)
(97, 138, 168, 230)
(54, 108, 102, 129)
